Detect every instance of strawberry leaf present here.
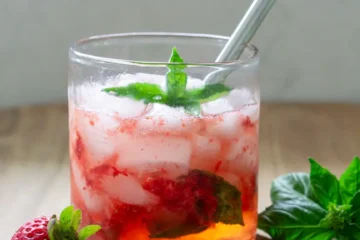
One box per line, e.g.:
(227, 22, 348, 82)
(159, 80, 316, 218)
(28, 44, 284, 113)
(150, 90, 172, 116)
(48, 215, 62, 240)
(59, 205, 74, 233)
(78, 225, 102, 240)
(46, 206, 101, 240)
(71, 209, 82, 232)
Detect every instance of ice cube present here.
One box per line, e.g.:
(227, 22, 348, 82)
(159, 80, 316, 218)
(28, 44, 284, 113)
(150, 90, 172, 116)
(241, 104, 260, 123)
(225, 134, 258, 172)
(192, 135, 221, 158)
(76, 80, 148, 118)
(71, 160, 105, 214)
(190, 135, 221, 171)
(227, 88, 255, 110)
(116, 135, 192, 172)
(186, 77, 204, 89)
(101, 174, 158, 205)
(205, 111, 244, 139)
(138, 104, 202, 135)
(201, 97, 234, 115)
(75, 111, 119, 167)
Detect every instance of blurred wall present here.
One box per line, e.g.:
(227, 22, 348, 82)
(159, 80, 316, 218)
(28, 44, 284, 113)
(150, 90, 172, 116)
(1, 0, 359, 108)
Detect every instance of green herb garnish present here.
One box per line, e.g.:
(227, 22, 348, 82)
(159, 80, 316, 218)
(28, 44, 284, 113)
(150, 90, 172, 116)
(48, 205, 101, 240)
(102, 47, 231, 116)
(258, 156, 360, 240)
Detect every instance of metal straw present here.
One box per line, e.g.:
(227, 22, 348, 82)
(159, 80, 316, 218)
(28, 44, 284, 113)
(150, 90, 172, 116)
(204, 0, 276, 85)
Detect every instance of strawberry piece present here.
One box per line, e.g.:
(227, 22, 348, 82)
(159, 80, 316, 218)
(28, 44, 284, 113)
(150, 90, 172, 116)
(142, 171, 219, 237)
(142, 170, 242, 238)
(11, 216, 50, 240)
(11, 206, 101, 240)
(107, 203, 149, 227)
(143, 177, 193, 212)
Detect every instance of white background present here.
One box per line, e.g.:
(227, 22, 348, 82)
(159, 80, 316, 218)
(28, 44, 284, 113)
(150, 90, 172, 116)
(1, 0, 359, 108)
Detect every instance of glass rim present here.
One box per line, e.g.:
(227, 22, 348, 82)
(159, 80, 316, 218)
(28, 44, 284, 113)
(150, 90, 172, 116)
(69, 32, 259, 67)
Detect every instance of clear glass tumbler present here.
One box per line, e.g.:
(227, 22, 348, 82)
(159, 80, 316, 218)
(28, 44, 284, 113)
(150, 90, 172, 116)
(68, 33, 260, 240)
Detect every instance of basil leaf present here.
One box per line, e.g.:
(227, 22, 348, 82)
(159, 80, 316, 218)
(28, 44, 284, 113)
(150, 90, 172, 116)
(309, 158, 342, 208)
(186, 84, 231, 103)
(319, 203, 352, 230)
(350, 190, 360, 223)
(339, 156, 360, 204)
(270, 172, 317, 202)
(102, 83, 168, 104)
(167, 47, 187, 100)
(258, 172, 331, 240)
(336, 223, 360, 240)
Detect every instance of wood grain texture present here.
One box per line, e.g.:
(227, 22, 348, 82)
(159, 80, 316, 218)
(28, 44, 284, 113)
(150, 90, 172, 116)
(1, 103, 359, 239)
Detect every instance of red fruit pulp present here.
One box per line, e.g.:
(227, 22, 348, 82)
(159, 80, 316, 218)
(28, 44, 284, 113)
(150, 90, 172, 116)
(69, 104, 259, 240)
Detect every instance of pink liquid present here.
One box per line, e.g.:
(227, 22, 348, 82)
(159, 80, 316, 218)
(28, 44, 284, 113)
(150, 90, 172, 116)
(69, 103, 259, 240)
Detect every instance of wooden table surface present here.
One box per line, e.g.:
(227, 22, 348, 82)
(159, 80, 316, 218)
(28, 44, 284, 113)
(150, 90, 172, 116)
(1, 103, 359, 239)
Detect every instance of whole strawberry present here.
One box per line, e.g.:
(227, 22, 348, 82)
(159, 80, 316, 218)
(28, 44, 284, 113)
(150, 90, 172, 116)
(11, 206, 101, 240)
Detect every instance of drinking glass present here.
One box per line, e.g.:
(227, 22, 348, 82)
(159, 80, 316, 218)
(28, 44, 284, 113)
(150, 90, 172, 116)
(68, 32, 260, 240)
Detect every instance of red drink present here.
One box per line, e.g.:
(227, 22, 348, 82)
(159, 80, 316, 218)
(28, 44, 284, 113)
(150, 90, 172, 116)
(68, 33, 260, 240)
(69, 75, 259, 240)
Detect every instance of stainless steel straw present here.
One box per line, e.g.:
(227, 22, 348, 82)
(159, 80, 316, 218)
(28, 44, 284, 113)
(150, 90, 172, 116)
(204, 0, 276, 84)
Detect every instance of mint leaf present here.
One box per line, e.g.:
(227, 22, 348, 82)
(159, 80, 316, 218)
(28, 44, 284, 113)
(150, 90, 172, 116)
(309, 158, 341, 208)
(186, 84, 231, 103)
(167, 47, 187, 101)
(188, 170, 243, 225)
(103, 83, 168, 104)
(78, 225, 101, 240)
(184, 102, 201, 116)
(258, 173, 332, 240)
(339, 156, 360, 203)
(103, 47, 233, 116)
